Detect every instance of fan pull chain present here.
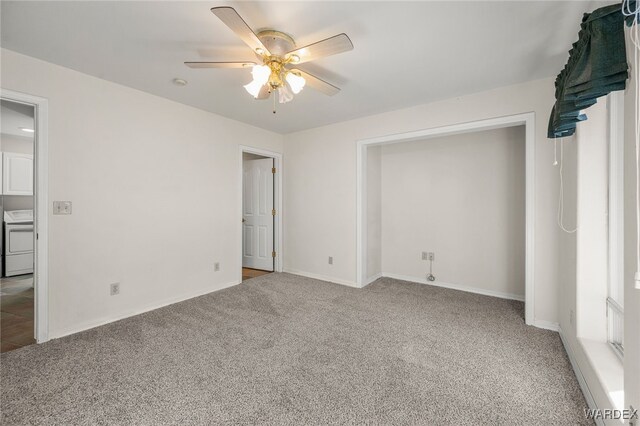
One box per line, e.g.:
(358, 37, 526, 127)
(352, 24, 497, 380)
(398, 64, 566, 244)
(273, 90, 277, 114)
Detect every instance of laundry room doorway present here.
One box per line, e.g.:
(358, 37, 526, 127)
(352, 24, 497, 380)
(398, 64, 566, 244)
(0, 90, 49, 350)
(239, 146, 282, 282)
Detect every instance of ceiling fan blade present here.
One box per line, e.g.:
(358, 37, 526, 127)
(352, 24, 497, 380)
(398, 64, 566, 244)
(185, 62, 255, 69)
(286, 34, 353, 64)
(290, 69, 340, 96)
(211, 7, 271, 56)
(256, 84, 271, 100)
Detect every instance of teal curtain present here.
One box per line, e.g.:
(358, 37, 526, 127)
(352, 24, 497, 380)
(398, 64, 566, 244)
(548, 2, 637, 138)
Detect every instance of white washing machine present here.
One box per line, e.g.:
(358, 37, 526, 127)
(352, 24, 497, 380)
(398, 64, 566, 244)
(4, 210, 34, 277)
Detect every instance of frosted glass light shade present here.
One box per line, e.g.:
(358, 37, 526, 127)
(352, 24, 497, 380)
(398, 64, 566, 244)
(285, 72, 306, 94)
(278, 85, 294, 104)
(244, 65, 271, 98)
(252, 65, 271, 85)
(244, 80, 264, 98)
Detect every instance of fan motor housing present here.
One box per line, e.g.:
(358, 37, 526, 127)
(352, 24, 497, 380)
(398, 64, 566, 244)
(257, 30, 296, 57)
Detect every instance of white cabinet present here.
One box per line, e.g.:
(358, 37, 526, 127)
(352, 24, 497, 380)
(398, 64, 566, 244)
(2, 152, 33, 196)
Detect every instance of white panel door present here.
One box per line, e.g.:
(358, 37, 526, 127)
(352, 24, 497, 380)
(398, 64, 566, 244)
(242, 158, 274, 271)
(3, 152, 33, 195)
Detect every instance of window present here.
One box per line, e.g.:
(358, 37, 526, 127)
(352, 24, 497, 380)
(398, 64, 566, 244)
(607, 91, 625, 359)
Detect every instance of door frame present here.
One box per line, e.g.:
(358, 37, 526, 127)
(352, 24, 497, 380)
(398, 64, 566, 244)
(238, 145, 282, 282)
(356, 112, 535, 326)
(1, 88, 50, 343)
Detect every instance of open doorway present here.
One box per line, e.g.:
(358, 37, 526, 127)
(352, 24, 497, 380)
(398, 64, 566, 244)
(0, 99, 35, 352)
(241, 149, 281, 282)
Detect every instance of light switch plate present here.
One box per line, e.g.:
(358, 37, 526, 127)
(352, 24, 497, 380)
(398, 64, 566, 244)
(53, 201, 72, 215)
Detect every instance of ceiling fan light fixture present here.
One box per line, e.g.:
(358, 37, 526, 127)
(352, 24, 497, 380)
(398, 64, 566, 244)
(278, 85, 294, 104)
(244, 80, 264, 98)
(244, 64, 271, 97)
(251, 65, 271, 85)
(189, 7, 352, 108)
(286, 72, 306, 94)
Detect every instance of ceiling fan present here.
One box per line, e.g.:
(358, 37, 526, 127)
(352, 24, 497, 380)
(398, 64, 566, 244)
(185, 7, 353, 111)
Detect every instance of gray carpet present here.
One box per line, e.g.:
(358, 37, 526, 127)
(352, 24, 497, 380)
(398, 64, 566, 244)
(1, 273, 591, 425)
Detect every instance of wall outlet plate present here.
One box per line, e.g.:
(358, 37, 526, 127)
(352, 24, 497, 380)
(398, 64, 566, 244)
(328, 256, 333, 265)
(110, 283, 120, 296)
(422, 252, 428, 260)
(53, 201, 72, 215)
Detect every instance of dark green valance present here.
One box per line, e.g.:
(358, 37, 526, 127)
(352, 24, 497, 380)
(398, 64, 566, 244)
(548, 2, 637, 138)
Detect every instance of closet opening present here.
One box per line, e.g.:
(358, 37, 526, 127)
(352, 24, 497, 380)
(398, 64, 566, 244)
(357, 113, 536, 325)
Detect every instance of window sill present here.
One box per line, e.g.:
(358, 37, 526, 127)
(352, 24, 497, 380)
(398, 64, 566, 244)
(579, 338, 624, 411)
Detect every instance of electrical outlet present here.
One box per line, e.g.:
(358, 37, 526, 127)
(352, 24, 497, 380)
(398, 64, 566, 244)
(53, 201, 72, 215)
(110, 283, 120, 296)
(214, 262, 220, 272)
(422, 252, 428, 260)
(328, 256, 333, 265)
(428, 252, 435, 261)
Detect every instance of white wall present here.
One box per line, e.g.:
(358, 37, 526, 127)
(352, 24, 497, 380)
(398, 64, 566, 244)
(378, 127, 525, 299)
(1, 133, 33, 154)
(575, 100, 609, 343)
(557, 131, 580, 369)
(284, 77, 559, 324)
(1, 48, 283, 338)
(2, 195, 33, 211)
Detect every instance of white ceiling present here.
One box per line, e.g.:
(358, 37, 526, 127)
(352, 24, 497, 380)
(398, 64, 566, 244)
(1, 100, 34, 140)
(0, 1, 607, 134)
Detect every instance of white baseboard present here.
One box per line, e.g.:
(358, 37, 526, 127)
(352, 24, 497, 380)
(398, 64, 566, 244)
(52, 280, 241, 339)
(365, 273, 383, 286)
(381, 272, 525, 302)
(558, 327, 603, 426)
(283, 269, 359, 288)
(533, 320, 560, 332)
